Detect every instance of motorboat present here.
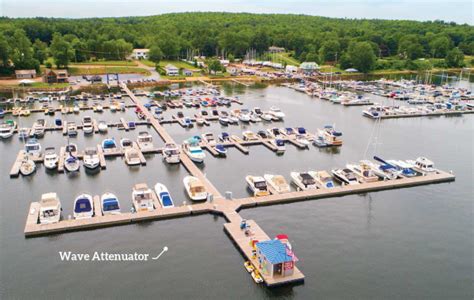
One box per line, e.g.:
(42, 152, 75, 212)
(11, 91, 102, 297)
(406, 157, 436, 173)
(67, 122, 78, 137)
(317, 125, 342, 146)
(183, 117, 193, 128)
(24, 138, 42, 157)
(20, 157, 36, 176)
(73, 194, 94, 219)
(73, 105, 80, 113)
(370, 156, 401, 180)
(295, 134, 310, 148)
(290, 172, 318, 190)
(269, 106, 285, 120)
(331, 168, 360, 185)
(263, 174, 291, 194)
(218, 132, 230, 142)
(182, 139, 206, 163)
(261, 113, 273, 121)
(30, 119, 46, 138)
(196, 117, 206, 126)
(215, 144, 227, 156)
(137, 131, 154, 151)
(124, 148, 141, 166)
(102, 138, 118, 153)
(183, 176, 208, 201)
(201, 132, 217, 146)
(83, 147, 100, 169)
(347, 161, 379, 183)
(101, 192, 121, 215)
(154, 183, 175, 208)
(218, 111, 230, 126)
(64, 154, 80, 172)
(98, 121, 108, 133)
(253, 107, 263, 115)
(244, 261, 255, 273)
(238, 109, 251, 123)
(39, 193, 61, 224)
(162, 143, 181, 164)
(270, 139, 286, 154)
(18, 128, 29, 140)
(251, 270, 264, 284)
(281, 127, 295, 137)
(249, 113, 261, 122)
(246, 175, 270, 197)
(266, 127, 281, 138)
(43, 147, 58, 170)
(256, 130, 268, 139)
(132, 183, 155, 212)
(120, 138, 133, 150)
(82, 116, 94, 134)
(242, 131, 258, 141)
(387, 160, 417, 177)
(308, 171, 335, 189)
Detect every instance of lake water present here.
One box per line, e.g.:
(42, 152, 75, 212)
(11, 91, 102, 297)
(0, 82, 473, 299)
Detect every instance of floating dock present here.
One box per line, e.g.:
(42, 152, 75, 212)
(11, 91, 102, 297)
(364, 110, 474, 120)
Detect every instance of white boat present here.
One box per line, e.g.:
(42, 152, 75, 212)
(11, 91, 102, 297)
(20, 157, 36, 176)
(331, 168, 360, 185)
(263, 174, 291, 194)
(295, 134, 310, 148)
(246, 175, 271, 197)
(261, 113, 273, 121)
(120, 138, 133, 150)
(269, 106, 285, 120)
(316, 125, 343, 146)
(253, 107, 263, 115)
(73, 194, 94, 219)
(347, 161, 379, 183)
(83, 147, 100, 169)
(24, 138, 42, 157)
(238, 109, 251, 122)
(266, 127, 281, 138)
(137, 131, 154, 152)
(182, 140, 206, 163)
(308, 171, 335, 189)
(101, 192, 121, 215)
(73, 105, 80, 113)
(98, 121, 108, 133)
(290, 172, 318, 190)
(154, 183, 175, 208)
(251, 271, 264, 284)
(0, 121, 15, 139)
(183, 176, 208, 201)
(387, 160, 417, 177)
(201, 132, 216, 146)
(124, 148, 141, 166)
(214, 144, 227, 156)
(18, 127, 29, 140)
(64, 154, 80, 172)
(65, 143, 78, 157)
(43, 147, 58, 170)
(82, 116, 94, 134)
(270, 139, 286, 154)
(39, 193, 61, 224)
(163, 143, 181, 164)
(406, 157, 436, 173)
(31, 119, 46, 137)
(67, 122, 78, 136)
(132, 183, 155, 212)
(196, 117, 206, 126)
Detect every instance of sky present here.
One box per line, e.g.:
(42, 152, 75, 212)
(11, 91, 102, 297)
(0, 0, 472, 24)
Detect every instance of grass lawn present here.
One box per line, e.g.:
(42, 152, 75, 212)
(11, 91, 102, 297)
(68, 66, 151, 76)
(6, 82, 70, 89)
(273, 52, 300, 66)
(158, 60, 201, 71)
(71, 60, 138, 66)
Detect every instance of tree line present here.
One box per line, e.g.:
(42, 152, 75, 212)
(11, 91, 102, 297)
(0, 12, 472, 75)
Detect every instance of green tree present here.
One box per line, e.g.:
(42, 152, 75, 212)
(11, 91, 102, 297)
(148, 46, 163, 66)
(348, 42, 376, 73)
(0, 37, 10, 68)
(33, 39, 48, 64)
(398, 35, 424, 60)
(445, 47, 464, 67)
(50, 33, 74, 68)
(429, 36, 452, 58)
(319, 40, 340, 62)
(206, 58, 223, 74)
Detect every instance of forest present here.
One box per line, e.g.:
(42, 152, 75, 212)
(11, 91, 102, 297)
(0, 12, 472, 75)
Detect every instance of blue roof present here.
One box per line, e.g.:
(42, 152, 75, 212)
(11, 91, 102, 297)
(256, 240, 292, 264)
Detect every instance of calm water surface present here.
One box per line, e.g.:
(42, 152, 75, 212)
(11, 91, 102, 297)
(0, 82, 472, 299)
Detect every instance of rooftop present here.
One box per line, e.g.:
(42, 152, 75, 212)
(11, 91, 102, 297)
(256, 239, 293, 264)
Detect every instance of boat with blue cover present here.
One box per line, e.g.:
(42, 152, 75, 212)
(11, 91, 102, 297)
(73, 194, 94, 219)
(102, 138, 117, 152)
(215, 144, 227, 156)
(101, 192, 121, 215)
(154, 183, 174, 208)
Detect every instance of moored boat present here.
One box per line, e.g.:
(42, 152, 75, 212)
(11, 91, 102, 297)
(154, 183, 175, 208)
(43, 147, 58, 170)
(290, 172, 318, 190)
(183, 176, 208, 201)
(331, 168, 360, 185)
(73, 194, 94, 219)
(162, 143, 181, 163)
(263, 174, 291, 194)
(83, 147, 100, 169)
(101, 192, 121, 215)
(132, 183, 155, 212)
(246, 175, 271, 197)
(39, 193, 61, 224)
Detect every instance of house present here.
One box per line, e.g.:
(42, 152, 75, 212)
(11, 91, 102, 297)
(269, 46, 285, 53)
(15, 69, 36, 79)
(43, 69, 69, 83)
(165, 64, 179, 76)
(299, 62, 320, 74)
(182, 69, 193, 76)
(255, 239, 296, 278)
(219, 59, 230, 66)
(130, 49, 150, 60)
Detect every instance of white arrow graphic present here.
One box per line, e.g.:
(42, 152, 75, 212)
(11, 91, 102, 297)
(152, 246, 169, 260)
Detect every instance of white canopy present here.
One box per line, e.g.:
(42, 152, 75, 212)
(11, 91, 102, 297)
(19, 79, 35, 84)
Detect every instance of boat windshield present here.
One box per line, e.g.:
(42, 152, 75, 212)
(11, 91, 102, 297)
(103, 199, 119, 211)
(255, 181, 267, 189)
(41, 209, 57, 217)
(190, 186, 205, 193)
(190, 149, 203, 154)
(26, 145, 40, 151)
